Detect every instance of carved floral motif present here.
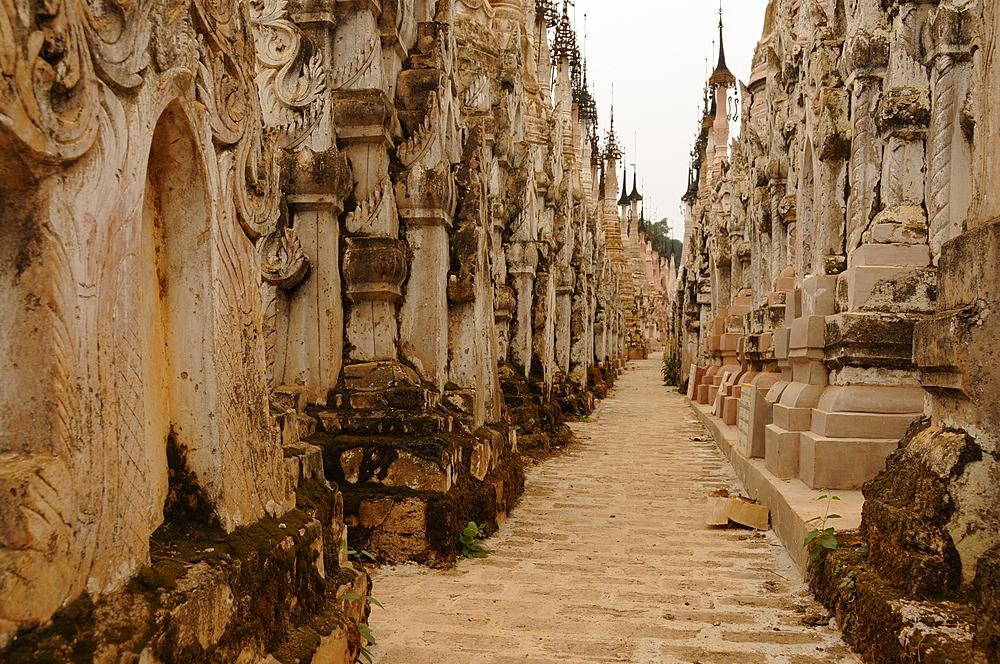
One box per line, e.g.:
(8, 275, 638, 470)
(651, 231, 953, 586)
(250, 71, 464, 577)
(249, 0, 326, 147)
(0, 0, 101, 162)
(259, 224, 310, 289)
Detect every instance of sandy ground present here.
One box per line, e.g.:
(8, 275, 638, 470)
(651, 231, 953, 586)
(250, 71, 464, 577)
(364, 357, 861, 664)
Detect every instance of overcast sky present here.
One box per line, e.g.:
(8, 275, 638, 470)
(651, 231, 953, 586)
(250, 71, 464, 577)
(566, 0, 771, 240)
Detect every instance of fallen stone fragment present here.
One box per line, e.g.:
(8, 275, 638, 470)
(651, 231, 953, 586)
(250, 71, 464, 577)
(727, 497, 770, 531)
(705, 489, 770, 530)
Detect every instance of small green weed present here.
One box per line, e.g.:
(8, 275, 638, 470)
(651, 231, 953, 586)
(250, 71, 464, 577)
(339, 540, 376, 563)
(357, 622, 376, 663)
(459, 521, 491, 559)
(338, 592, 382, 663)
(512, 417, 534, 431)
(838, 570, 858, 598)
(803, 494, 841, 568)
(661, 352, 681, 386)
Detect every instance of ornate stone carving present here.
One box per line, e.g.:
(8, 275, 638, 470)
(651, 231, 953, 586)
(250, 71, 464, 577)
(463, 74, 491, 110)
(330, 35, 379, 90)
(249, 0, 326, 147)
(259, 225, 310, 289)
(0, 0, 102, 162)
(397, 90, 440, 167)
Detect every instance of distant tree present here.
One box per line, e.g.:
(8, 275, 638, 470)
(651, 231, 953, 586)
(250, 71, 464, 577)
(645, 218, 683, 261)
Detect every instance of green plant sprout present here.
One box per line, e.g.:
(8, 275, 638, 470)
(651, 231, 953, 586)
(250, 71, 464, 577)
(339, 540, 377, 562)
(803, 494, 841, 568)
(459, 521, 491, 559)
(838, 569, 858, 598)
(661, 352, 681, 386)
(338, 592, 383, 663)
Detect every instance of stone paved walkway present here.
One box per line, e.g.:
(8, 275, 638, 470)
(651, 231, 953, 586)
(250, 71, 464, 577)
(366, 357, 861, 664)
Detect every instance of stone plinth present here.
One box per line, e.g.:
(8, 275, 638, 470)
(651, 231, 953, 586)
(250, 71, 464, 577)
(343, 236, 409, 362)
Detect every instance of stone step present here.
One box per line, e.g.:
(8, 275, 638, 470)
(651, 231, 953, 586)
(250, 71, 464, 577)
(327, 387, 441, 412)
(337, 411, 455, 436)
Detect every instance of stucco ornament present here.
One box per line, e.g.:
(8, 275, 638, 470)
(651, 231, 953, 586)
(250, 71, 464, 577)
(259, 223, 310, 289)
(249, 0, 326, 147)
(0, 0, 102, 162)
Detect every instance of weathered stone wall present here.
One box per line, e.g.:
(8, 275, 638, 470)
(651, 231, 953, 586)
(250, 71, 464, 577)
(675, 0, 1000, 660)
(0, 0, 670, 658)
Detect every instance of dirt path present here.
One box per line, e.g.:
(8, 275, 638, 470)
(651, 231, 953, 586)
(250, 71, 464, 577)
(365, 357, 861, 664)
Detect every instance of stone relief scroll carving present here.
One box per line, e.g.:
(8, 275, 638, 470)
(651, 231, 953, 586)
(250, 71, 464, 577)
(0, 0, 101, 162)
(191, 0, 281, 241)
(258, 224, 310, 289)
(151, 7, 199, 73)
(229, 78, 282, 240)
(249, 0, 326, 148)
(83, 0, 152, 89)
(197, 50, 249, 145)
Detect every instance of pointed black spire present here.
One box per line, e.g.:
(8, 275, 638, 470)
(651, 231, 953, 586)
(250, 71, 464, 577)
(618, 164, 630, 206)
(709, 3, 736, 87)
(716, 7, 728, 72)
(629, 170, 643, 203)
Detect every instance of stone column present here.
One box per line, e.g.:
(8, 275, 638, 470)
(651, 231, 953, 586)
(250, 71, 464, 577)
(554, 264, 574, 377)
(276, 153, 351, 403)
(264, 4, 354, 403)
(342, 233, 409, 361)
(508, 241, 538, 377)
(448, 220, 501, 427)
(533, 267, 556, 398)
(845, 76, 883, 252)
(494, 285, 516, 362)
(925, 8, 974, 262)
(397, 175, 452, 390)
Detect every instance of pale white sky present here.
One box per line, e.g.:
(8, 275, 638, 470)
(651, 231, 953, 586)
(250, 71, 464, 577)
(567, 0, 771, 240)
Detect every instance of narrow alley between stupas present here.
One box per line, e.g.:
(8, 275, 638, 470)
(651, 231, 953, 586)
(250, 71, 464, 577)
(366, 357, 860, 664)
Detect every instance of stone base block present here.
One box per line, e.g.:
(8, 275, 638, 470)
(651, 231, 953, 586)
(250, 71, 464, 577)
(790, 359, 829, 385)
(1, 492, 369, 663)
(799, 432, 899, 490)
(773, 403, 813, 431)
(283, 442, 326, 483)
(789, 315, 827, 349)
(341, 450, 524, 565)
(317, 422, 524, 564)
(737, 387, 772, 459)
(848, 243, 931, 268)
(720, 333, 742, 352)
(774, 327, 791, 360)
(810, 409, 920, 439)
(687, 365, 706, 400)
(765, 424, 800, 479)
(840, 265, 915, 311)
(723, 396, 740, 426)
(801, 275, 838, 317)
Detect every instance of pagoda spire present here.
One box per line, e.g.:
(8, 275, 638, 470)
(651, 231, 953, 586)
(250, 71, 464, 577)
(629, 169, 643, 203)
(618, 164, 630, 206)
(605, 89, 623, 160)
(709, 2, 736, 87)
